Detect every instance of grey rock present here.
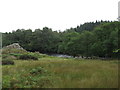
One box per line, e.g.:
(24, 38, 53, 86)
(3, 43, 24, 50)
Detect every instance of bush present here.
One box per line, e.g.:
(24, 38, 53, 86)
(2, 59, 14, 65)
(19, 54, 38, 60)
(30, 67, 47, 75)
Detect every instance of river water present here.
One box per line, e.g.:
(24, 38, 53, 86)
(48, 54, 73, 58)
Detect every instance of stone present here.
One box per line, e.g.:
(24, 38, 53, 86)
(3, 43, 24, 50)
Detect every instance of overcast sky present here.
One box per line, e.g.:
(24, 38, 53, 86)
(0, 0, 119, 32)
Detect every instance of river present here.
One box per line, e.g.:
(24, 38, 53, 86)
(48, 54, 73, 58)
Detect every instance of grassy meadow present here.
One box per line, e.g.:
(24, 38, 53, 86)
(2, 21, 119, 88)
(2, 56, 119, 88)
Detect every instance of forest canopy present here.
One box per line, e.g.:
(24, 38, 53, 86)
(2, 21, 120, 59)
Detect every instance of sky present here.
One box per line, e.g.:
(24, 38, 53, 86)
(0, 0, 119, 33)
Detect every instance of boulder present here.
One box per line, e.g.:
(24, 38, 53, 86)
(3, 43, 24, 50)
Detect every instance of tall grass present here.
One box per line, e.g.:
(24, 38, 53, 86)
(2, 57, 118, 88)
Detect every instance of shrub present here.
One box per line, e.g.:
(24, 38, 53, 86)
(2, 59, 14, 65)
(30, 67, 47, 75)
(19, 54, 38, 60)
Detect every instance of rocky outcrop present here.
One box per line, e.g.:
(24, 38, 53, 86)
(3, 43, 24, 50)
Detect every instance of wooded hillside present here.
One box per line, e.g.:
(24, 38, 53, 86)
(2, 21, 119, 59)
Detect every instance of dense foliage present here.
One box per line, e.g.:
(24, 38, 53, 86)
(2, 21, 119, 59)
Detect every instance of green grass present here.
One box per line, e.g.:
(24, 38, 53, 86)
(2, 57, 118, 88)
